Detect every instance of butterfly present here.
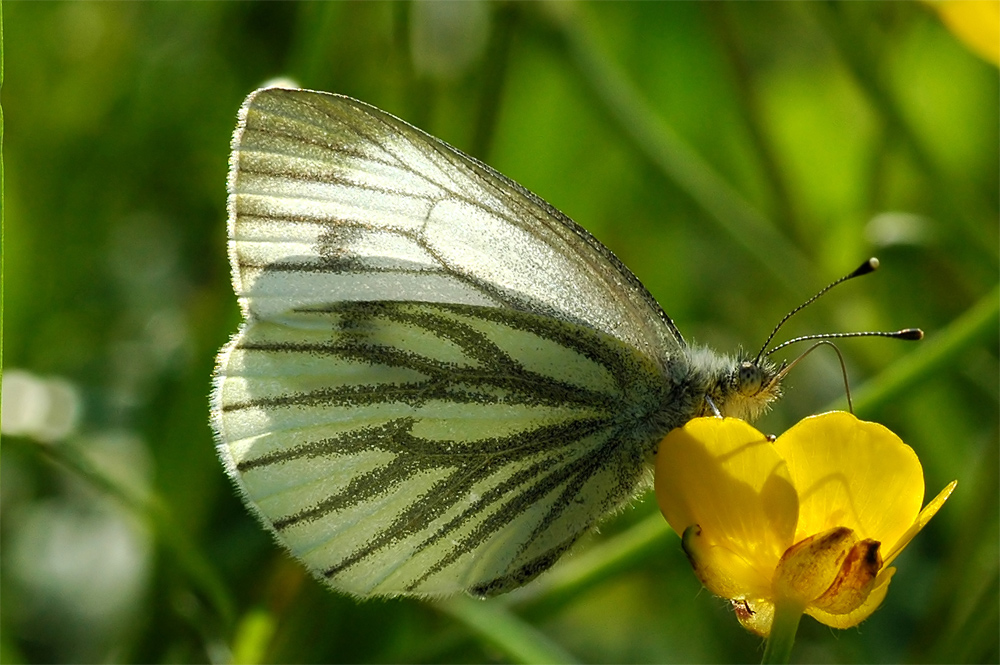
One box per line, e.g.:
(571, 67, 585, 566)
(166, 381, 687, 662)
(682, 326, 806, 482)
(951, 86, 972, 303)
(211, 87, 793, 599)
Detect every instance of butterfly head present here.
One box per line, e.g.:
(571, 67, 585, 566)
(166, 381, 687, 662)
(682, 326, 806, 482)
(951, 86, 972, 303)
(705, 355, 784, 422)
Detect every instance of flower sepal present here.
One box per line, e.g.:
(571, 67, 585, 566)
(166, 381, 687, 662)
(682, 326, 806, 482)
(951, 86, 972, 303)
(773, 526, 881, 614)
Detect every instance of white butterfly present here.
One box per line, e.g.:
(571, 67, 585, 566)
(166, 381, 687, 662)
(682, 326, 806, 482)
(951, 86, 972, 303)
(211, 87, 784, 598)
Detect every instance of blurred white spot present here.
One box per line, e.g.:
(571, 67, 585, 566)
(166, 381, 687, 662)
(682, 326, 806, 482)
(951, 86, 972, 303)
(259, 76, 301, 90)
(4, 431, 153, 661)
(411, 1, 491, 80)
(8, 498, 152, 658)
(865, 212, 935, 248)
(2, 369, 81, 442)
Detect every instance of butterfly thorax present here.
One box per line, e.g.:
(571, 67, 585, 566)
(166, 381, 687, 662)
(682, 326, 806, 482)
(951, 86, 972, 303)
(676, 346, 783, 423)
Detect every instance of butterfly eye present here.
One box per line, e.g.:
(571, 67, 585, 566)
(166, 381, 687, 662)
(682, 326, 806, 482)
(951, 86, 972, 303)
(737, 361, 764, 396)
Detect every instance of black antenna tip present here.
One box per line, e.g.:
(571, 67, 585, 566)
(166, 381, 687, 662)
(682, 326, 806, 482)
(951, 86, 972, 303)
(850, 257, 880, 278)
(896, 328, 924, 341)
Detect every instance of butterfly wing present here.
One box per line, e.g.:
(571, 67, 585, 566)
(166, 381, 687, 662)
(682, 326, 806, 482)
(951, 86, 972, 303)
(213, 88, 684, 596)
(226, 87, 683, 360)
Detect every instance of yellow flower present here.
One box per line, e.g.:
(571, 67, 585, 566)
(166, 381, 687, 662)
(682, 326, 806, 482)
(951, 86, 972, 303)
(924, 0, 999, 66)
(655, 411, 956, 637)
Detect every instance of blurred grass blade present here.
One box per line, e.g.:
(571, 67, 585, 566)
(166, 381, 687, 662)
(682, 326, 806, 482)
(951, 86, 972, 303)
(471, 2, 518, 160)
(1, 0, 5, 376)
(704, 2, 800, 244)
(288, 3, 343, 87)
(435, 596, 578, 664)
(511, 511, 672, 613)
(841, 284, 999, 413)
(230, 607, 278, 665)
(546, 3, 811, 294)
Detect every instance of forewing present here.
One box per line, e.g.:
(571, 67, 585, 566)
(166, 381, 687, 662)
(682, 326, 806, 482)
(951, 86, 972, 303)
(227, 87, 683, 364)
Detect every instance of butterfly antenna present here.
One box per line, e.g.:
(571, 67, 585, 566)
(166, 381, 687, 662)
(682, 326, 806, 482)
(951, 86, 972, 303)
(770, 340, 856, 413)
(765, 327, 923, 357)
(758, 259, 923, 407)
(754, 258, 883, 364)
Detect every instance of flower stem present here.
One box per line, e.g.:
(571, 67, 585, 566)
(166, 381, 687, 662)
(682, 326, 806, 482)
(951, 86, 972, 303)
(761, 600, 803, 664)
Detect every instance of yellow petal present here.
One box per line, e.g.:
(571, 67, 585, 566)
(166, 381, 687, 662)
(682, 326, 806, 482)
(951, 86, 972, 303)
(682, 525, 772, 600)
(884, 480, 958, 568)
(774, 412, 924, 550)
(806, 567, 897, 629)
(656, 418, 799, 580)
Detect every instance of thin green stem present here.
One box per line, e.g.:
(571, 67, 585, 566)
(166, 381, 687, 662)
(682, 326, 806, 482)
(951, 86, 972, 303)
(761, 599, 803, 664)
(1, 0, 5, 377)
(288, 2, 343, 87)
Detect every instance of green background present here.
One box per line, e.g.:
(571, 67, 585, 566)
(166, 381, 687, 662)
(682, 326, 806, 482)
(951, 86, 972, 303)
(2, 2, 997, 663)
